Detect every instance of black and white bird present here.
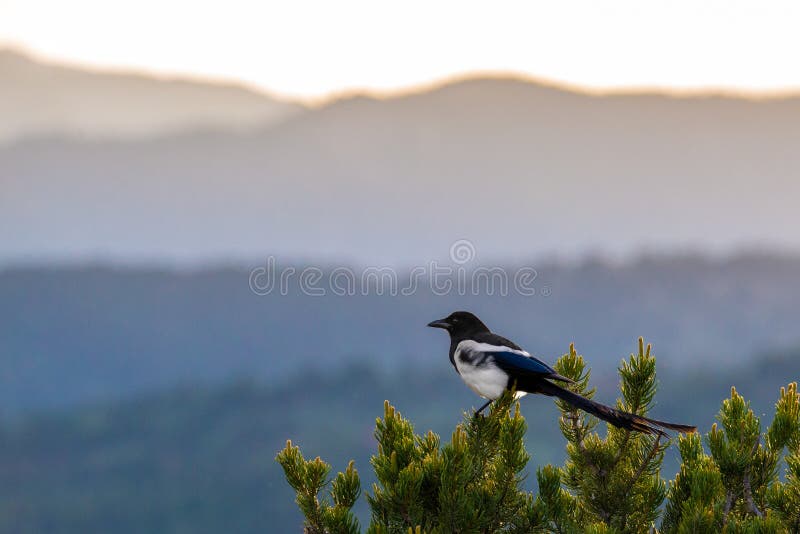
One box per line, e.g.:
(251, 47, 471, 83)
(428, 311, 696, 435)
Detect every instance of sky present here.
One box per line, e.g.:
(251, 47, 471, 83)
(1, 0, 800, 101)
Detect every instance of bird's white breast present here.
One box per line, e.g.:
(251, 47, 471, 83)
(454, 340, 516, 400)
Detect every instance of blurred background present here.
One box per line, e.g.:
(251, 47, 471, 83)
(2, 1, 800, 531)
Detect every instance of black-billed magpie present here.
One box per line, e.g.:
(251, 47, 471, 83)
(428, 311, 696, 435)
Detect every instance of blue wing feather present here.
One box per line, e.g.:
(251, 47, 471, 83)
(491, 350, 559, 377)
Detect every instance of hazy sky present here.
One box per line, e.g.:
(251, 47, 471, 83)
(2, 0, 799, 100)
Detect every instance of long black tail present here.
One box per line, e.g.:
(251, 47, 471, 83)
(523, 379, 696, 436)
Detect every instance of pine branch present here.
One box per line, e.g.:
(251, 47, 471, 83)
(722, 490, 733, 526)
(568, 407, 601, 478)
(627, 434, 662, 496)
(742, 471, 763, 518)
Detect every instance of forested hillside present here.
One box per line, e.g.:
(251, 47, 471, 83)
(2, 254, 800, 414)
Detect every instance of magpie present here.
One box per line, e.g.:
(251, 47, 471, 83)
(428, 311, 696, 435)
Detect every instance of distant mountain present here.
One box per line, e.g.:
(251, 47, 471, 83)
(1, 73, 799, 263)
(0, 49, 304, 143)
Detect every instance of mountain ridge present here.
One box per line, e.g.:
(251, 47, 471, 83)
(2, 57, 799, 264)
(0, 48, 305, 143)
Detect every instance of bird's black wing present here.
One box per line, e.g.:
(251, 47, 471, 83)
(471, 332, 574, 384)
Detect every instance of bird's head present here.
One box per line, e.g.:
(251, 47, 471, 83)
(427, 311, 490, 338)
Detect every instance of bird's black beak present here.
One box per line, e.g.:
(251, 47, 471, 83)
(427, 318, 450, 329)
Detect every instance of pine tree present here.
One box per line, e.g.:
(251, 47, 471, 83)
(276, 442, 362, 533)
(663, 382, 800, 533)
(277, 340, 800, 533)
(541, 340, 669, 533)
